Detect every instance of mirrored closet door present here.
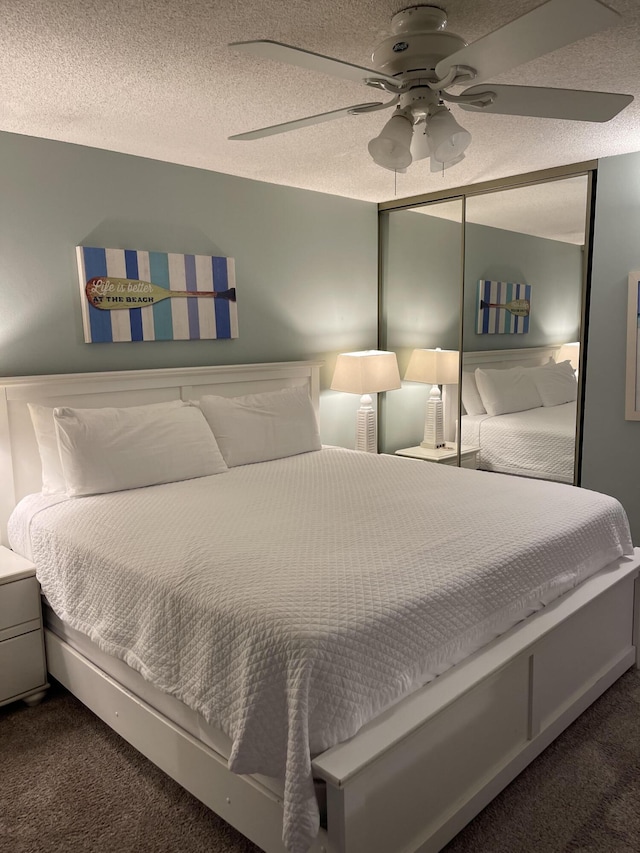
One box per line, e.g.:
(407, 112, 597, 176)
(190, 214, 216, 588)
(378, 196, 463, 460)
(461, 175, 589, 484)
(378, 164, 594, 484)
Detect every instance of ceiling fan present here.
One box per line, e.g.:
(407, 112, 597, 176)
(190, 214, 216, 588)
(228, 0, 633, 174)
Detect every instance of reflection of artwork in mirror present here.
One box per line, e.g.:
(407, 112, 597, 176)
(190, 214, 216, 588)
(625, 271, 640, 420)
(476, 280, 531, 334)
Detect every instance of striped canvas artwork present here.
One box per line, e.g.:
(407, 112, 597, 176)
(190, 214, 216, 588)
(476, 280, 531, 335)
(77, 247, 238, 343)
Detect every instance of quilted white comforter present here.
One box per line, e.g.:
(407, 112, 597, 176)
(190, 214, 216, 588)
(460, 402, 576, 482)
(8, 447, 633, 852)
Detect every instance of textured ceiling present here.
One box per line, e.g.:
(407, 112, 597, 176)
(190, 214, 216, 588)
(2, 0, 639, 232)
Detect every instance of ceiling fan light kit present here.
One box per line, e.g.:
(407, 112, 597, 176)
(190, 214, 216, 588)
(426, 106, 472, 164)
(368, 111, 415, 171)
(229, 0, 633, 178)
(410, 120, 431, 162)
(431, 151, 465, 173)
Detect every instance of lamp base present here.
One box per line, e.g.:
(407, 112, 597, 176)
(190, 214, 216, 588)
(355, 395, 377, 453)
(420, 390, 445, 449)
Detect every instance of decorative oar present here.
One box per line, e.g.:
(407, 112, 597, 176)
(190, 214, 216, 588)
(85, 277, 236, 309)
(480, 298, 530, 317)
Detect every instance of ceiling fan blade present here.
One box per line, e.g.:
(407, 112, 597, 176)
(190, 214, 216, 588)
(435, 0, 622, 85)
(459, 84, 633, 122)
(230, 40, 398, 85)
(228, 102, 384, 140)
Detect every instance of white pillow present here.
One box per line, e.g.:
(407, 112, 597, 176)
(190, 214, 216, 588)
(29, 400, 190, 495)
(461, 371, 486, 416)
(54, 402, 227, 497)
(28, 403, 67, 495)
(475, 366, 542, 416)
(198, 385, 321, 468)
(530, 359, 578, 407)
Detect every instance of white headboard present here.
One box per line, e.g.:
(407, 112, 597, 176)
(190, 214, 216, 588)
(443, 345, 562, 425)
(462, 344, 562, 372)
(0, 361, 321, 545)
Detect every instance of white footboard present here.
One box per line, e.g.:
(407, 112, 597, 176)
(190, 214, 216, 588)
(44, 553, 639, 853)
(313, 555, 639, 853)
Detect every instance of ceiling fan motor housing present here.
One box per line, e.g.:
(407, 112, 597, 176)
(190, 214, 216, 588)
(372, 5, 467, 79)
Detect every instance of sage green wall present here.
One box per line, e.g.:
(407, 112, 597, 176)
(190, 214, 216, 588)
(0, 131, 379, 448)
(582, 151, 640, 542)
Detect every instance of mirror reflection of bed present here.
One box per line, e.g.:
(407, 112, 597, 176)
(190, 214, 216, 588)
(460, 345, 579, 484)
(462, 175, 588, 484)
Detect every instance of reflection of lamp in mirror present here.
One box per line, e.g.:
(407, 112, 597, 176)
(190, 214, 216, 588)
(331, 350, 401, 453)
(404, 348, 460, 449)
(557, 341, 580, 372)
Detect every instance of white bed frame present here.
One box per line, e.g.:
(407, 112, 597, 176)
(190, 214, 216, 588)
(1, 361, 638, 853)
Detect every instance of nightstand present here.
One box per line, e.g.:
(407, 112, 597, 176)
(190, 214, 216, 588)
(395, 444, 480, 469)
(0, 546, 49, 708)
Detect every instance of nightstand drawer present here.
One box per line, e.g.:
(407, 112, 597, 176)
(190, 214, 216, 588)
(0, 630, 47, 702)
(0, 577, 40, 631)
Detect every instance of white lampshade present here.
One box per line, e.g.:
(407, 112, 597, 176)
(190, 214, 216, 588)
(331, 350, 402, 395)
(331, 350, 401, 453)
(557, 341, 580, 371)
(368, 113, 413, 171)
(404, 348, 460, 385)
(427, 107, 471, 165)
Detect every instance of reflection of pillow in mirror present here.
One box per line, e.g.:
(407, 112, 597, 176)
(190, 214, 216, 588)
(461, 371, 486, 415)
(530, 359, 578, 407)
(475, 366, 542, 416)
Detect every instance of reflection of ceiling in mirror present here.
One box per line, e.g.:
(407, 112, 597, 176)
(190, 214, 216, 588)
(415, 177, 588, 245)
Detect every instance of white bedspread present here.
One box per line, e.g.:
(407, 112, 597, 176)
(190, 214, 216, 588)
(8, 447, 632, 853)
(461, 402, 576, 482)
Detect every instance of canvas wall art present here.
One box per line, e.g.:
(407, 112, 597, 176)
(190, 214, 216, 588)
(476, 280, 531, 335)
(77, 246, 238, 343)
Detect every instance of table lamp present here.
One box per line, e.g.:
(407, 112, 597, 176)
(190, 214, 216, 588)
(331, 350, 401, 452)
(404, 347, 460, 449)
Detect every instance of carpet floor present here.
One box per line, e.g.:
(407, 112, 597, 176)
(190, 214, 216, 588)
(2, 669, 639, 853)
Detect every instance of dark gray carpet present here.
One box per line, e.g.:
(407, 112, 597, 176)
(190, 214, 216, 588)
(2, 670, 639, 853)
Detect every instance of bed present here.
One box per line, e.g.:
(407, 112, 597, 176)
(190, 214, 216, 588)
(461, 346, 578, 483)
(461, 403, 576, 482)
(1, 361, 638, 853)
